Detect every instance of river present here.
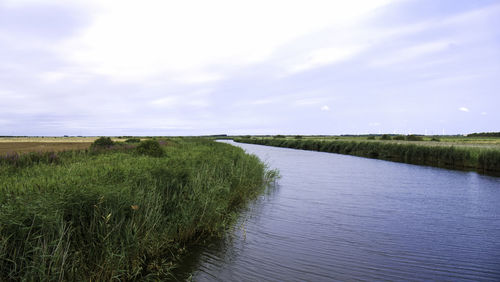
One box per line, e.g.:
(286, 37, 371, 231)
(175, 140, 500, 281)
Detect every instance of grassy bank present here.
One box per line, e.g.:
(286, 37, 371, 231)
(0, 138, 276, 280)
(234, 137, 500, 176)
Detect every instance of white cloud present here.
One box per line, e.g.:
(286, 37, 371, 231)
(370, 40, 452, 67)
(173, 72, 223, 84)
(187, 99, 210, 108)
(0, 90, 14, 97)
(294, 98, 324, 106)
(39, 72, 67, 83)
(288, 46, 365, 73)
(151, 96, 178, 107)
(56, 0, 392, 81)
(459, 107, 470, 112)
(150, 89, 211, 109)
(250, 99, 274, 105)
(1, 0, 72, 6)
(2, 0, 499, 136)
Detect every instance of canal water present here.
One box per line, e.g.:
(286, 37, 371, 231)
(177, 141, 500, 281)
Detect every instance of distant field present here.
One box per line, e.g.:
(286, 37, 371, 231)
(0, 142, 92, 155)
(0, 137, 125, 143)
(0, 137, 126, 155)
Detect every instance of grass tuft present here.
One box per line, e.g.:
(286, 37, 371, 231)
(136, 140, 164, 157)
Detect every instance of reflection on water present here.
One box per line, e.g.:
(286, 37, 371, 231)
(174, 141, 500, 281)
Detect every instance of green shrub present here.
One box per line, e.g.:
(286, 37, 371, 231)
(136, 140, 164, 157)
(393, 135, 405, 140)
(93, 137, 114, 147)
(380, 134, 391, 140)
(406, 135, 424, 141)
(125, 138, 141, 143)
(431, 137, 440, 142)
(367, 136, 375, 140)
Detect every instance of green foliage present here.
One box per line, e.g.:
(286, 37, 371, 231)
(125, 138, 141, 143)
(478, 150, 500, 173)
(233, 137, 500, 176)
(393, 135, 405, 140)
(273, 135, 285, 139)
(367, 136, 375, 140)
(467, 132, 500, 137)
(0, 151, 60, 169)
(380, 134, 391, 140)
(406, 135, 424, 141)
(294, 135, 303, 139)
(431, 137, 440, 142)
(136, 140, 164, 157)
(0, 139, 275, 280)
(92, 137, 114, 147)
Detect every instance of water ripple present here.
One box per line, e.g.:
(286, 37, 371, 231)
(177, 141, 500, 281)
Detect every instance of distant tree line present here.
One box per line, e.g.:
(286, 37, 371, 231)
(467, 132, 500, 137)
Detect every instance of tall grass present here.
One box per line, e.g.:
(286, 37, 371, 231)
(235, 138, 500, 176)
(0, 138, 275, 280)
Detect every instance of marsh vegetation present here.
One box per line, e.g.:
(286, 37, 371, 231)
(0, 138, 275, 280)
(234, 135, 500, 176)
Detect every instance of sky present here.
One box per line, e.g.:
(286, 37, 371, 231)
(1, 0, 499, 136)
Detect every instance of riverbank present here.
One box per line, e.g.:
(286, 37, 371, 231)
(183, 140, 500, 281)
(0, 138, 276, 280)
(234, 137, 500, 176)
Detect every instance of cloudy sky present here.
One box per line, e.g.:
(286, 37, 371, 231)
(1, 0, 499, 136)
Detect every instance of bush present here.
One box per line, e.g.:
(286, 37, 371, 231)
(136, 140, 164, 157)
(406, 135, 424, 141)
(393, 135, 405, 140)
(93, 137, 114, 147)
(367, 136, 375, 140)
(380, 134, 391, 140)
(431, 137, 440, 142)
(125, 138, 141, 143)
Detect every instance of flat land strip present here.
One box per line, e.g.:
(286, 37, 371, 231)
(0, 137, 125, 155)
(0, 142, 92, 155)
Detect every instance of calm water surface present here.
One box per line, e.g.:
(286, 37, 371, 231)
(177, 141, 500, 281)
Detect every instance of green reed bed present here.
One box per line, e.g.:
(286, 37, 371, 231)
(235, 138, 500, 176)
(0, 138, 276, 280)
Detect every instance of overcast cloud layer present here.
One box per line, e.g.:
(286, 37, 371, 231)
(1, 0, 499, 136)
